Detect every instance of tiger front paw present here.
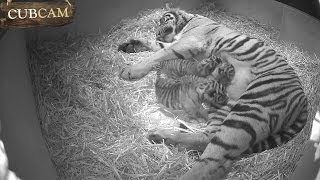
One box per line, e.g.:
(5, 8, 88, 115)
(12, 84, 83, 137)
(119, 64, 152, 81)
(118, 39, 148, 53)
(147, 129, 178, 147)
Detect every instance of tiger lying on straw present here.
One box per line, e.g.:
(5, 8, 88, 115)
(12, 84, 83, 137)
(118, 8, 308, 180)
(154, 57, 233, 122)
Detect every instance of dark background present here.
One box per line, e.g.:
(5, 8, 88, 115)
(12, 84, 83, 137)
(276, 0, 320, 19)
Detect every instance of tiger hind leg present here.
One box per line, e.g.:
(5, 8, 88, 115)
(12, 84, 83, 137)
(180, 91, 307, 180)
(147, 129, 211, 152)
(180, 113, 269, 180)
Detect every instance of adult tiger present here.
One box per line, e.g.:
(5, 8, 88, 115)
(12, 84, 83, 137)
(118, 9, 308, 180)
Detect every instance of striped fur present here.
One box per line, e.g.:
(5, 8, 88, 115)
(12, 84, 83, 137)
(154, 58, 229, 121)
(118, 9, 308, 180)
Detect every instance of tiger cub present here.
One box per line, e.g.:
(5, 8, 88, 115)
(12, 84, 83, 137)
(154, 57, 233, 122)
(118, 9, 308, 180)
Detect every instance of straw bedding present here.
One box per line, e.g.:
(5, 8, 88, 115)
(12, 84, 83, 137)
(27, 4, 320, 180)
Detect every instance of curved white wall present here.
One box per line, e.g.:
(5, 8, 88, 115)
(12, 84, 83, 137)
(0, 30, 57, 180)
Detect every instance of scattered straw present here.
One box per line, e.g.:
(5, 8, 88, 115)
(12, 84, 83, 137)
(27, 4, 320, 180)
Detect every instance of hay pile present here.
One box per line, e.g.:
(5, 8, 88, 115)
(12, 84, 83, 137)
(27, 5, 320, 180)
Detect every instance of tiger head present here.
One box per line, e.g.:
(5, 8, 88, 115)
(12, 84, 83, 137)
(156, 9, 194, 43)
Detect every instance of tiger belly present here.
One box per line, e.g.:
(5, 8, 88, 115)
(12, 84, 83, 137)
(221, 65, 253, 100)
